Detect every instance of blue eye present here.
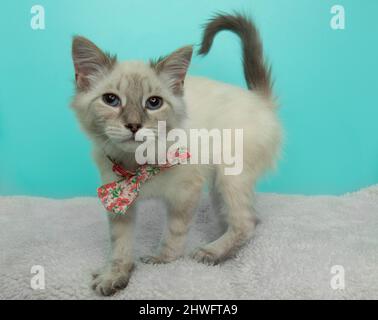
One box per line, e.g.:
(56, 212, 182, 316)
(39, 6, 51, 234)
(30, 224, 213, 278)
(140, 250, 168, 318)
(145, 96, 163, 110)
(102, 93, 121, 107)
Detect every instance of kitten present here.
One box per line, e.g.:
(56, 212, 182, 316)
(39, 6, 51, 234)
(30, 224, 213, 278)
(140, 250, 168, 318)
(71, 13, 282, 296)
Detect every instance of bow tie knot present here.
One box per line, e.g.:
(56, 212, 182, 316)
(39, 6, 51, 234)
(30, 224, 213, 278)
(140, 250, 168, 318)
(97, 148, 190, 216)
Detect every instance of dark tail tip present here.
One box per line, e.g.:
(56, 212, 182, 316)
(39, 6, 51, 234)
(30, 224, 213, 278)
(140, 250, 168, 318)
(199, 12, 272, 96)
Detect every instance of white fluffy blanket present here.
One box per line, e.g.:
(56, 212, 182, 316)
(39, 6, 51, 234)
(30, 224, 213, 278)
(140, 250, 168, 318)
(1, 186, 377, 300)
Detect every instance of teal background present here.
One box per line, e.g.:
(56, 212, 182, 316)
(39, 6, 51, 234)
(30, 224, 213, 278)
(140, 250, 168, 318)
(0, 0, 377, 198)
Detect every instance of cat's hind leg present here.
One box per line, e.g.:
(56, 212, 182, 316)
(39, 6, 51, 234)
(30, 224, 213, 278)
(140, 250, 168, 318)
(191, 170, 257, 264)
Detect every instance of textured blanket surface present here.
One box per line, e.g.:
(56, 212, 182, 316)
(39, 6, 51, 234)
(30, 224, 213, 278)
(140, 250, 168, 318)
(1, 186, 377, 300)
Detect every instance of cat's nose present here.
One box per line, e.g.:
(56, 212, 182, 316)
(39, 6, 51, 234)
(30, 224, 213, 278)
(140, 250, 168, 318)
(125, 123, 142, 134)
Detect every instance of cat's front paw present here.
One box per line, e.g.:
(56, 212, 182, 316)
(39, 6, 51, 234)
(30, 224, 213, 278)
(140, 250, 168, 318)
(91, 265, 133, 296)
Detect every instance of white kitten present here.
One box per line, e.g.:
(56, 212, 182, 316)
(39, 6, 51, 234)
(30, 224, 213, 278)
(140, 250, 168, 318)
(71, 13, 282, 296)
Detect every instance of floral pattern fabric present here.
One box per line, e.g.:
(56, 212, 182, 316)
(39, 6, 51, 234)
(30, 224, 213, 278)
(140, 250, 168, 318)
(97, 148, 190, 216)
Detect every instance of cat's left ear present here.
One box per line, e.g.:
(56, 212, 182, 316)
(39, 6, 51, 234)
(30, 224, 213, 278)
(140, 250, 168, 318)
(153, 45, 193, 95)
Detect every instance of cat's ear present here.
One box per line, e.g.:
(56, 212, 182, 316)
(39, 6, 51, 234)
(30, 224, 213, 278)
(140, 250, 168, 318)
(153, 45, 193, 95)
(72, 36, 116, 91)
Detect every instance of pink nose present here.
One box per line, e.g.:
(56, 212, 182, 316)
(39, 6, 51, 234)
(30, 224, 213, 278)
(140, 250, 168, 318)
(125, 123, 141, 134)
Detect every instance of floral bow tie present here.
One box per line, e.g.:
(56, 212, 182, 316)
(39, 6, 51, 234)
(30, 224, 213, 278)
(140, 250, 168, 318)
(97, 148, 190, 216)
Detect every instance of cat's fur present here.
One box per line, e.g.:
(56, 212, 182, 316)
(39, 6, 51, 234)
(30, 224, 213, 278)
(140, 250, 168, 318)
(71, 13, 282, 296)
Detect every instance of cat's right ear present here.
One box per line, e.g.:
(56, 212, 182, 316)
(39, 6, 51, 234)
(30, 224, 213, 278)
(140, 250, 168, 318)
(72, 36, 116, 91)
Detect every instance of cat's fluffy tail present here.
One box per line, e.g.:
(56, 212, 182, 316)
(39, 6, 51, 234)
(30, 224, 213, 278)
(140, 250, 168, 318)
(199, 12, 272, 97)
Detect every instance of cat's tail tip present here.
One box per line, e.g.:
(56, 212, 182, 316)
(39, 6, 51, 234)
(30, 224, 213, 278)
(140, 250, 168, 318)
(199, 12, 273, 97)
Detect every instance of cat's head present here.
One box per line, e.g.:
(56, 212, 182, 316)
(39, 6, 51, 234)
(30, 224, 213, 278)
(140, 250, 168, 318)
(71, 36, 192, 153)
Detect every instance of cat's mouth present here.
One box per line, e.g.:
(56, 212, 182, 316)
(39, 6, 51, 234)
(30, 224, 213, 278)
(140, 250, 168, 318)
(120, 136, 135, 142)
(113, 136, 140, 144)
(105, 127, 158, 147)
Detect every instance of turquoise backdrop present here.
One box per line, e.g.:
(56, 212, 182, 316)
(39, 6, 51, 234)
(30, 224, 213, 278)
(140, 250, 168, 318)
(1, 0, 377, 197)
